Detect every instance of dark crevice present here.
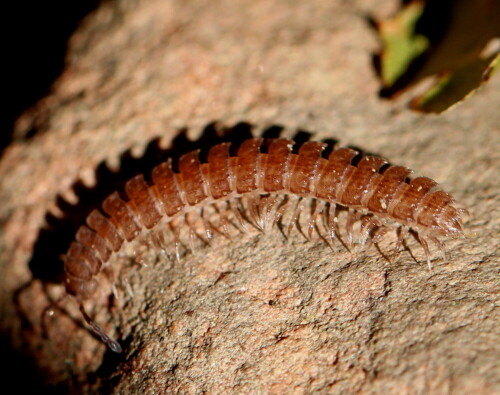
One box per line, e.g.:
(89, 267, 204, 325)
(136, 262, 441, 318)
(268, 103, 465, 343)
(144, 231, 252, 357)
(0, 0, 104, 157)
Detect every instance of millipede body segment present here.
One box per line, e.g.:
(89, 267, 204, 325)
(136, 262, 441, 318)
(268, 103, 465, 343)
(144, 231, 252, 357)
(63, 138, 467, 352)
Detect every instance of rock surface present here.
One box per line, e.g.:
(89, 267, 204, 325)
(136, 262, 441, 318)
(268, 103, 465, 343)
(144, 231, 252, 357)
(0, 0, 498, 393)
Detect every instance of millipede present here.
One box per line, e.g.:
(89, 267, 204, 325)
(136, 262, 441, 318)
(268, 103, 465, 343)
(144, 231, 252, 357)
(62, 137, 467, 353)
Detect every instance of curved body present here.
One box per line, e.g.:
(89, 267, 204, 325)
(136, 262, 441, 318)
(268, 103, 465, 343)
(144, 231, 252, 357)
(63, 138, 466, 352)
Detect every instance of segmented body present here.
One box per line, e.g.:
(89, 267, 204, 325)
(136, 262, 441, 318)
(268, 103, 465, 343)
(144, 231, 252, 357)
(63, 138, 466, 352)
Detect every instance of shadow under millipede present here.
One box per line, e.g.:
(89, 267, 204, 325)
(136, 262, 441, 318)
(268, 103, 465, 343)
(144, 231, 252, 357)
(27, 121, 346, 284)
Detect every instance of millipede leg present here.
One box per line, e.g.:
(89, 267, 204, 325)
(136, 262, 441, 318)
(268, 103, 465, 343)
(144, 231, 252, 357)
(229, 199, 248, 233)
(111, 283, 120, 302)
(429, 235, 447, 264)
(184, 212, 205, 252)
(211, 202, 232, 239)
(121, 275, 134, 299)
(394, 226, 408, 254)
(272, 196, 290, 228)
(188, 228, 198, 254)
(345, 209, 359, 247)
(132, 241, 148, 268)
(322, 204, 335, 250)
(168, 223, 182, 263)
(371, 226, 392, 262)
(287, 197, 304, 239)
(382, 225, 409, 263)
(247, 194, 264, 231)
(200, 207, 214, 243)
(151, 230, 169, 258)
(258, 195, 271, 230)
(360, 216, 376, 246)
(261, 195, 281, 232)
(218, 213, 232, 239)
(325, 203, 351, 252)
(306, 200, 325, 241)
(416, 232, 433, 270)
(101, 266, 121, 302)
(326, 203, 338, 242)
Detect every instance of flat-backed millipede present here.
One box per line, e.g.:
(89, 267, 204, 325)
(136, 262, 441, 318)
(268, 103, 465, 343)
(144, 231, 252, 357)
(62, 138, 467, 352)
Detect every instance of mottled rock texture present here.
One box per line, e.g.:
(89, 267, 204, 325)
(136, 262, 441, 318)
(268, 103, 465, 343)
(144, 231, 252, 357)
(1, 0, 498, 393)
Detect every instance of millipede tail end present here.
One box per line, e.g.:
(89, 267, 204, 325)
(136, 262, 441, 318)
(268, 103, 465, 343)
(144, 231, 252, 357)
(79, 304, 122, 353)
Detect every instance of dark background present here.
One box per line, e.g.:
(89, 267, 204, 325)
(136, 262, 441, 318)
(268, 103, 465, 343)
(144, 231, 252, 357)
(0, 0, 102, 156)
(1, 2, 102, 391)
